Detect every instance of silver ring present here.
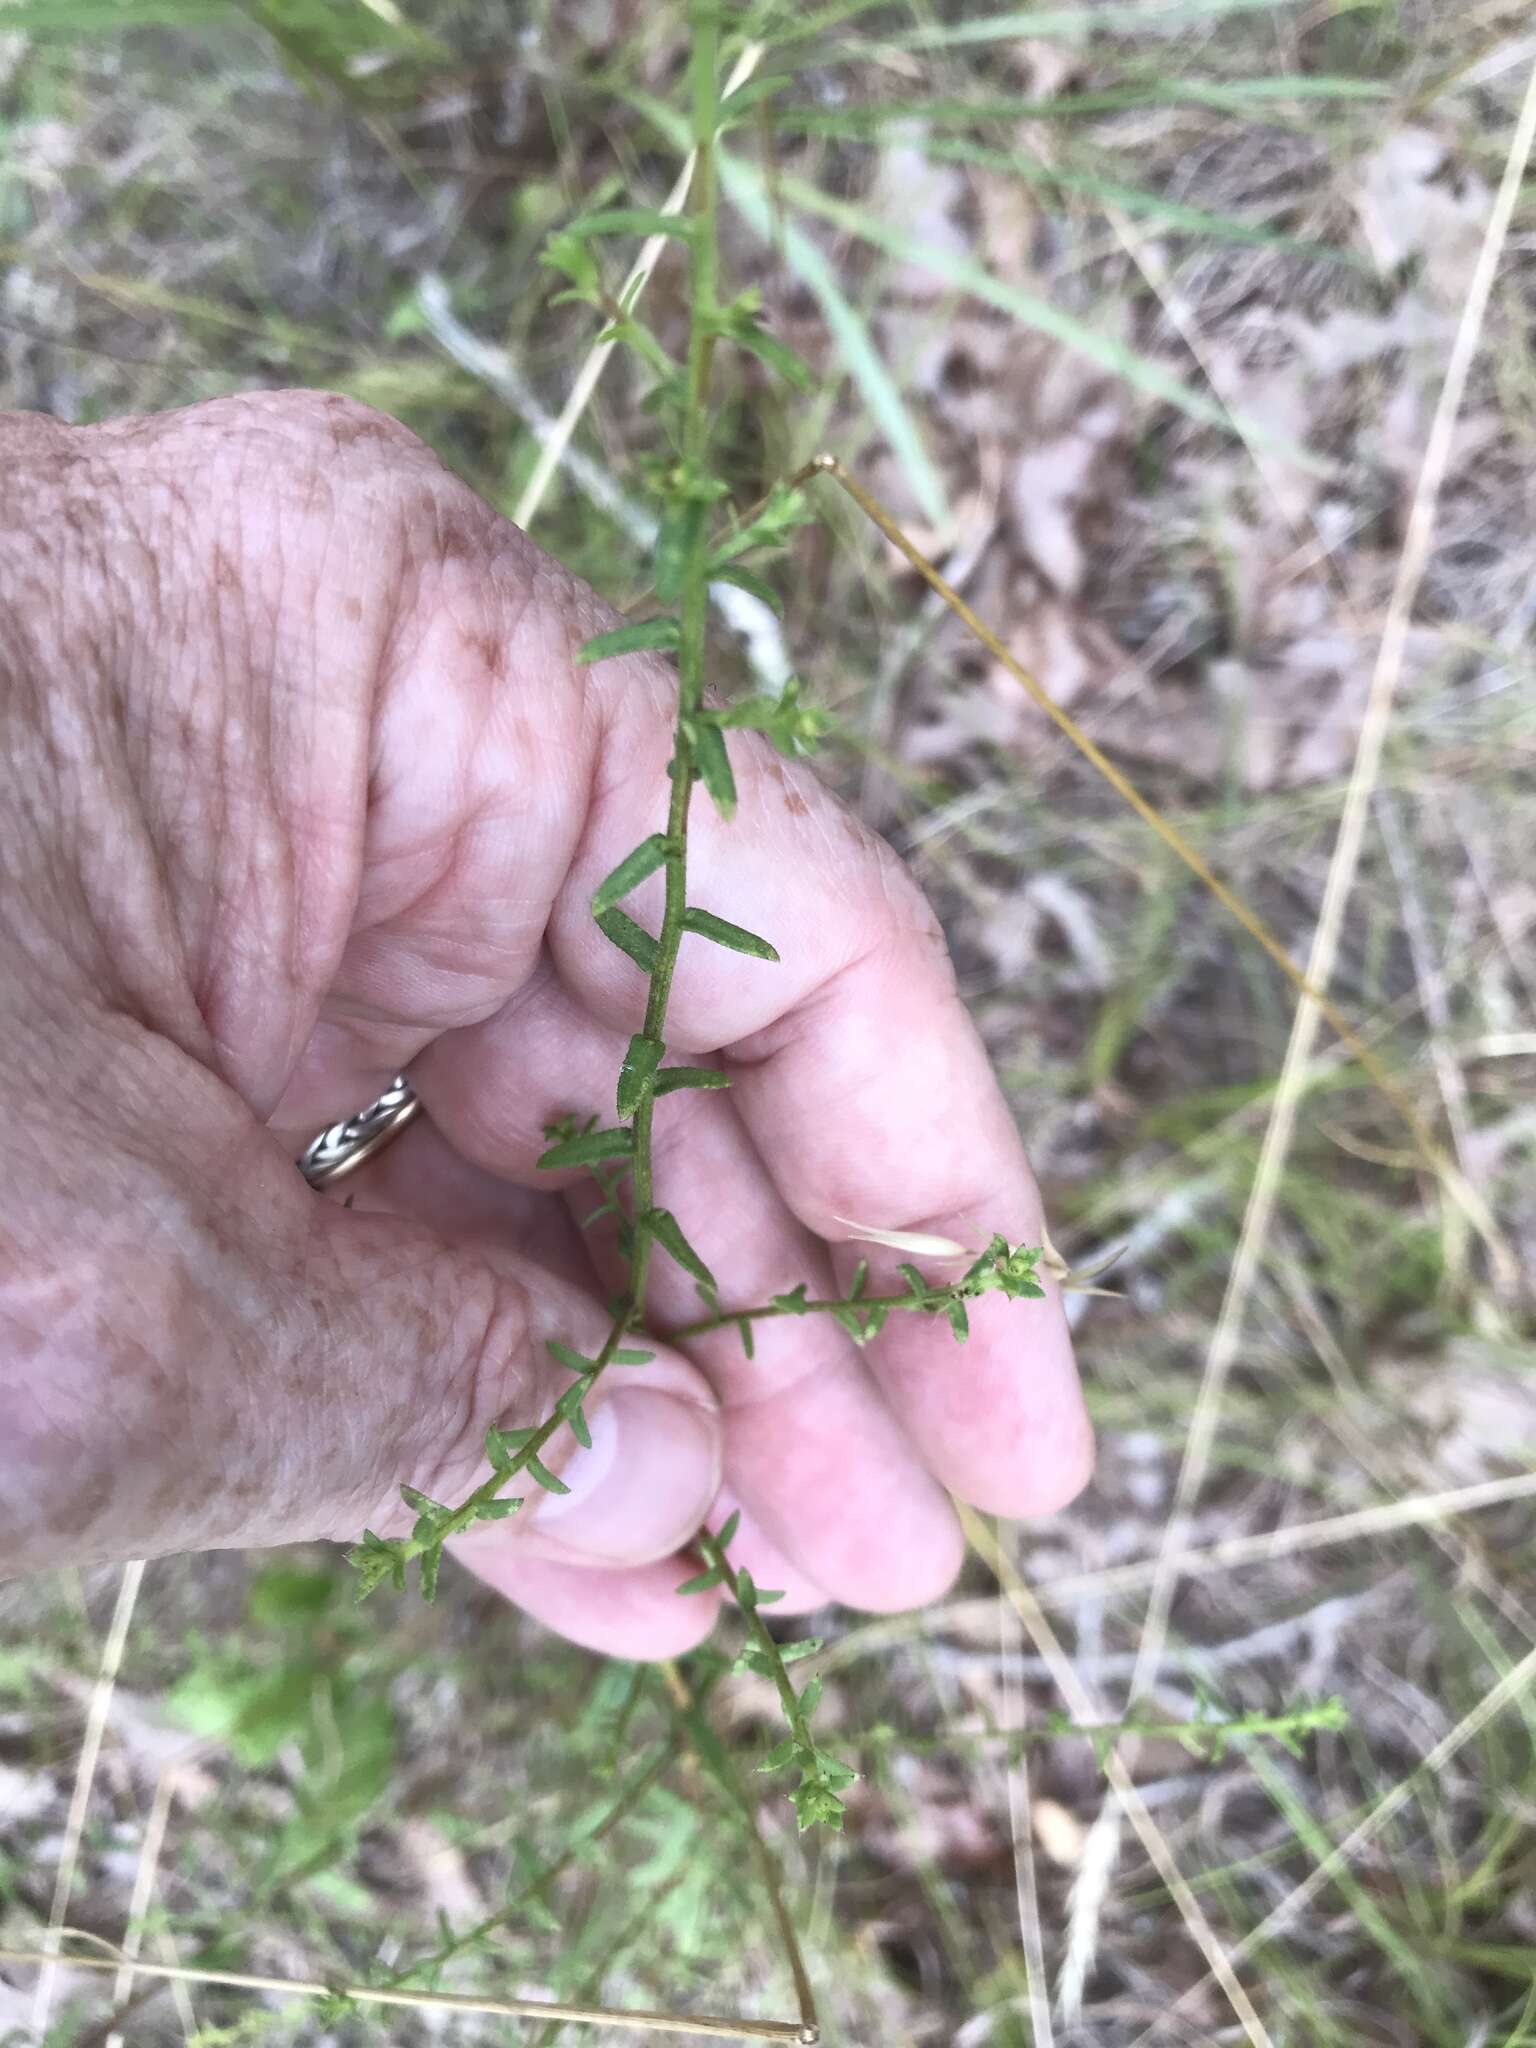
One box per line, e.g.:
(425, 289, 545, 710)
(297, 1075, 422, 1189)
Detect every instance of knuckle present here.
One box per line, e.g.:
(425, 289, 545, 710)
(411, 1249, 537, 1496)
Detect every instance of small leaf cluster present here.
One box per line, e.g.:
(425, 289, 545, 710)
(686, 1516, 857, 1831)
(1045, 1694, 1351, 1770)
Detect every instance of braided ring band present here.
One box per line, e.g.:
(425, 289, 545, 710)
(297, 1075, 422, 1189)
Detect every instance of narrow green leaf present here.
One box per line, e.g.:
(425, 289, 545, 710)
(617, 1032, 666, 1118)
(898, 1263, 928, 1300)
(577, 618, 681, 666)
(537, 1126, 636, 1171)
(709, 563, 784, 614)
(758, 1738, 800, 1772)
(593, 313, 679, 379)
(418, 1545, 442, 1603)
(613, 1347, 656, 1365)
(677, 1564, 726, 1595)
(527, 1455, 570, 1496)
(693, 723, 738, 821)
(562, 206, 695, 242)
(715, 1510, 741, 1550)
(946, 1296, 970, 1343)
(778, 1638, 824, 1664)
(547, 1340, 595, 1377)
(595, 907, 659, 973)
(707, 484, 815, 569)
(490, 1425, 537, 1455)
(556, 1379, 594, 1448)
(474, 1496, 522, 1522)
(799, 1676, 823, 1720)
(591, 834, 669, 917)
(849, 1258, 869, 1299)
(485, 1426, 512, 1474)
(772, 1283, 810, 1316)
(654, 1065, 730, 1096)
(720, 73, 792, 122)
(400, 1484, 444, 1517)
(682, 906, 780, 961)
(728, 318, 817, 394)
(738, 1315, 755, 1361)
(644, 1207, 717, 1290)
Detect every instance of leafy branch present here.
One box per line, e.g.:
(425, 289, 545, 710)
(674, 1235, 1045, 1358)
(858, 1697, 1350, 1769)
(685, 1515, 857, 1832)
(344, 2, 1047, 1828)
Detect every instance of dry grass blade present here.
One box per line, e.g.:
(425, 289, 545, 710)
(30, 1560, 145, 2038)
(0, 1935, 815, 2043)
(998, 1589, 1053, 2047)
(105, 1759, 196, 2048)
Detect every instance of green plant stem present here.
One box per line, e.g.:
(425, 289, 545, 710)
(695, 1531, 815, 1753)
(629, 4, 720, 1301)
(855, 1700, 1349, 1764)
(671, 1284, 977, 1344)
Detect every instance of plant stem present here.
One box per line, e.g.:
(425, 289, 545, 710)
(624, 5, 721, 1322)
(670, 1285, 964, 1344)
(695, 1531, 815, 1751)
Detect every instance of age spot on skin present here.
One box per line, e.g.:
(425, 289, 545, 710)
(465, 629, 502, 674)
(770, 760, 811, 817)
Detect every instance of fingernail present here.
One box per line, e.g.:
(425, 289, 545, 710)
(523, 1389, 721, 1567)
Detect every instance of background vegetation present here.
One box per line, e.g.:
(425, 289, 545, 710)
(2, 0, 1534, 2041)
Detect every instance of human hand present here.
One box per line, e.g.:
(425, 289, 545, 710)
(0, 391, 1090, 1655)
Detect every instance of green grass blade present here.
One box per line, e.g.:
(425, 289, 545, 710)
(759, 164, 1330, 467)
(774, 79, 1390, 134)
(0, 0, 230, 23)
(925, 136, 1363, 266)
(892, 0, 1322, 48)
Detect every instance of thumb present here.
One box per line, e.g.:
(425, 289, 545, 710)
(4, 1070, 721, 1577)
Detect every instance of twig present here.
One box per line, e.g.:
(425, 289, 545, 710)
(0, 1936, 810, 2042)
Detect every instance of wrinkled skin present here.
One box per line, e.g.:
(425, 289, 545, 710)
(0, 392, 1090, 1656)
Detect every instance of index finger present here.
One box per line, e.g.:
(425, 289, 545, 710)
(550, 665, 1092, 1519)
